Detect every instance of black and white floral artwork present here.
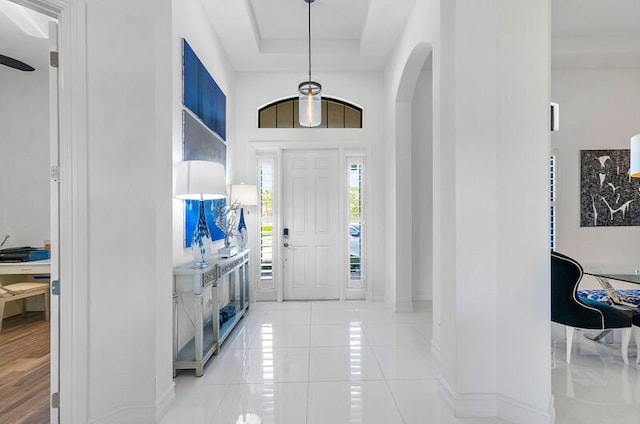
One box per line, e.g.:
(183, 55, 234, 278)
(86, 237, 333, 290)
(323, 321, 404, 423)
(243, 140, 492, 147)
(580, 149, 640, 227)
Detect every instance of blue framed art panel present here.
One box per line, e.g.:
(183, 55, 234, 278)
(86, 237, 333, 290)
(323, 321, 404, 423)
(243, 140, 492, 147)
(182, 38, 226, 141)
(182, 110, 226, 164)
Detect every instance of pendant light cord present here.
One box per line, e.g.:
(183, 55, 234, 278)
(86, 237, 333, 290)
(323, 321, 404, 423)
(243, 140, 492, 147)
(308, 0, 312, 83)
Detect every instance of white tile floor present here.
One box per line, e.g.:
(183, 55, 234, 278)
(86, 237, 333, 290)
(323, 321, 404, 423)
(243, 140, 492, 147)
(160, 300, 640, 423)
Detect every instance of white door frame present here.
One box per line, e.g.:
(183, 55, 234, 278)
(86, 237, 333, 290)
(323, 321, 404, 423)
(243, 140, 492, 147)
(253, 142, 368, 302)
(48, 19, 59, 424)
(17, 0, 90, 422)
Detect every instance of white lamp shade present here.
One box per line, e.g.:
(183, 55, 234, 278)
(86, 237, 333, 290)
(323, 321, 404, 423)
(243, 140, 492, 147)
(631, 134, 640, 178)
(175, 160, 226, 200)
(230, 184, 259, 206)
(299, 91, 321, 127)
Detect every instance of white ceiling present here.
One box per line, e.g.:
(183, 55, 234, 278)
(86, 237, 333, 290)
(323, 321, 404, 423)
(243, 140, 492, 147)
(552, 0, 640, 68)
(199, 0, 418, 72)
(3, 0, 640, 76)
(0, 0, 50, 71)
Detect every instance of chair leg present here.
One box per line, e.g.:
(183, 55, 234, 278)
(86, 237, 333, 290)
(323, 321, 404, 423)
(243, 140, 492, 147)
(566, 326, 575, 364)
(621, 327, 632, 364)
(634, 326, 640, 364)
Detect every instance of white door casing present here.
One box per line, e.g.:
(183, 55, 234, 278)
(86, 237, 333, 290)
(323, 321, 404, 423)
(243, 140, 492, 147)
(282, 149, 340, 300)
(48, 19, 60, 424)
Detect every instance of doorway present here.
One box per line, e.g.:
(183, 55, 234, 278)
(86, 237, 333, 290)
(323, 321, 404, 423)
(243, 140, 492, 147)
(0, 1, 59, 422)
(282, 149, 341, 300)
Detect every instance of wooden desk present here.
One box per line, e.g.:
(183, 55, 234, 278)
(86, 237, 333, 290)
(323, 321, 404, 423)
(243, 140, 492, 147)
(0, 260, 51, 318)
(0, 260, 51, 276)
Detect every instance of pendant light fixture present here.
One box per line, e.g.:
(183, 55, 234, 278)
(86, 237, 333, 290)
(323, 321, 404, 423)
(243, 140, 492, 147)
(298, 0, 321, 127)
(631, 133, 640, 178)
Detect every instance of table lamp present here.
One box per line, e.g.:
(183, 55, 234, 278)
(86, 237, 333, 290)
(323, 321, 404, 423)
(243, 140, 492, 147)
(230, 183, 258, 249)
(175, 160, 226, 268)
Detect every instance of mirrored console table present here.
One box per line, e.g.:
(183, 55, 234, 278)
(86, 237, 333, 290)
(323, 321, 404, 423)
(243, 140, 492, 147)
(173, 249, 249, 376)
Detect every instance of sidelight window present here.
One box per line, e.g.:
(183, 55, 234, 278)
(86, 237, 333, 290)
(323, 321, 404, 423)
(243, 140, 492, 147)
(259, 159, 274, 284)
(348, 159, 364, 287)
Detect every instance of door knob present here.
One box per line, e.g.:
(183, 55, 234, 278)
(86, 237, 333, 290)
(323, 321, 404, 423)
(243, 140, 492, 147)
(284, 242, 293, 248)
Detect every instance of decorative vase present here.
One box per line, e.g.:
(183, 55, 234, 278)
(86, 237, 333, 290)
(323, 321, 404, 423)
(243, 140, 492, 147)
(191, 200, 213, 268)
(237, 207, 248, 249)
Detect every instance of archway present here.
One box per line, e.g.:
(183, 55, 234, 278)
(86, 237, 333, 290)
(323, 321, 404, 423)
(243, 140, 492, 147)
(393, 43, 433, 312)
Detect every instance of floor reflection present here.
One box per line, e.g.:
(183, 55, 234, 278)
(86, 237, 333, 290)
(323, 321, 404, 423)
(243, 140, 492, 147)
(551, 323, 640, 424)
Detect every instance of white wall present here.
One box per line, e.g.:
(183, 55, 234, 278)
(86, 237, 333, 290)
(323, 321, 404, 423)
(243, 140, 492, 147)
(81, 0, 174, 422)
(552, 68, 640, 278)
(172, 0, 236, 267)
(233, 71, 386, 301)
(0, 46, 50, 248)
(385, 0, 552, 422)
(50, 0, 233, 421)
(411, 56, 433, 301)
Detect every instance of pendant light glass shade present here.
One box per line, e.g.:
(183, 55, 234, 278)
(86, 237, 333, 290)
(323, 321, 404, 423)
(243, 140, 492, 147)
(299, 81, 322, 127)
(631, 134, 640, 178)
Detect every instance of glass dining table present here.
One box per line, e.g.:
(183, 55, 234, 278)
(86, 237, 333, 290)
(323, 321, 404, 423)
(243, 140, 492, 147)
(581, 267, 640, 344)
(583, 267, 640, 308)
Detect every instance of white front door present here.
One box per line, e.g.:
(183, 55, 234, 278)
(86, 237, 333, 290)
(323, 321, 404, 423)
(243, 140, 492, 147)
(282, 149, 340, 300)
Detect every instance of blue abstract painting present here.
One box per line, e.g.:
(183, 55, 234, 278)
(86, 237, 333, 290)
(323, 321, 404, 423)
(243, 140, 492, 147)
(185, 198, 226, 248)
(182, 110, 226, 165)
(183, 39, 226, 141)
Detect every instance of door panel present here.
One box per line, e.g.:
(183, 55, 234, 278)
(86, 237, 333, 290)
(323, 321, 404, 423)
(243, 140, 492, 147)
(283, 149, 340, 300)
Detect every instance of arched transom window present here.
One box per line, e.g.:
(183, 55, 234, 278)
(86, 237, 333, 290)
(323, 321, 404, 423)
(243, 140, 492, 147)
(258, 97, 362, 128)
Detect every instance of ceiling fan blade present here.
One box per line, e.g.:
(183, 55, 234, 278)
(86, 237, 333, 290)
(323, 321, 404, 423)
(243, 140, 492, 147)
(0, 54, 35, 71)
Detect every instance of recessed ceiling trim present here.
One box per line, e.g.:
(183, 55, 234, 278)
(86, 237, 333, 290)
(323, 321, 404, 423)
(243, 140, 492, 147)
(0, 0, 51, 38)
(7, 0, 65, 19)
(243, 0, 262, 49)
(259, 39, 359, 55)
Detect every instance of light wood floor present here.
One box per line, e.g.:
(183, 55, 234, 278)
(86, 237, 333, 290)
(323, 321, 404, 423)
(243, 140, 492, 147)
(0, 312, 50, 424)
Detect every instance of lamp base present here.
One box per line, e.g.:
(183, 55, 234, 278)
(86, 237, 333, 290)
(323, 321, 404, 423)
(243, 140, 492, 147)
(237, 207, 248, 249)
(192, 200, 213, 268)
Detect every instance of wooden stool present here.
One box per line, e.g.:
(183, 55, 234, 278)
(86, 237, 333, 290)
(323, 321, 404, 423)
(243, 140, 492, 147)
(0, 282, 50, 332)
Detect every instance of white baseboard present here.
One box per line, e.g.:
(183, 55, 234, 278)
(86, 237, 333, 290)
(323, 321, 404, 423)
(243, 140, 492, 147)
(438, 377, 553, 423)
(394, 300, 414, 313)
(254, 289, 277, 301)
(412, 294, 432, 301)
(155, 382, 176, 422)
(431, 339, 441, 361)
(497, 394, 554, 424)
(345, 287, 366, 300)
(438, 377, 497, 417)
(89, 402, 156, 424)
(88, 383, 176, 424)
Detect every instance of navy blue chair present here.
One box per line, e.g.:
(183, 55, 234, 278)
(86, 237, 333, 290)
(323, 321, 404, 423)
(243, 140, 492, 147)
(551, 251, 632, 364)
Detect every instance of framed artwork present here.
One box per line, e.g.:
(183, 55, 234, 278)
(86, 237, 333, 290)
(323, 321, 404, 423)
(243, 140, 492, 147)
(182, 38, 228, 246)
(183, 38, 226, 141)
(580, 149, 640, 227)
(182, 110, 226, 165)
